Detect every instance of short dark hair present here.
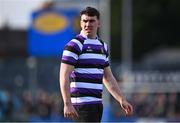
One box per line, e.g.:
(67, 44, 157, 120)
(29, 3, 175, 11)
(80, 6, 100, 19)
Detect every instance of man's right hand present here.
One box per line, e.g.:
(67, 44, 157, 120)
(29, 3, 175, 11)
(64, 104, 79, 119)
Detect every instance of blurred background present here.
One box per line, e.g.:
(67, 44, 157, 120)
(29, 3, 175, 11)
(0, 0, 180, 122)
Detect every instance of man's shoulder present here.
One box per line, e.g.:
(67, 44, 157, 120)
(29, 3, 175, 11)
(74, 34, 86, 44)
(67, 34, 86, 45)
(66, 35, 85, 44)
(98, 38, 109, 49)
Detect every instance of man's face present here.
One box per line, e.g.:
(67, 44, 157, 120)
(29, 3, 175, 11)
(80, 14, 100, 38)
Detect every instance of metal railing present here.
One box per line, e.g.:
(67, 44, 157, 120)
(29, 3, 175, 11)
(120, 71, 180, 93)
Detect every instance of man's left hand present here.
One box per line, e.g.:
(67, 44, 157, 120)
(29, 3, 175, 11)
(120, 99, 133, 116)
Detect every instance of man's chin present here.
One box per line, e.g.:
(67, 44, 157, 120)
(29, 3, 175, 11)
(87, 33, 92, 36)
(84, 32, 91, 35)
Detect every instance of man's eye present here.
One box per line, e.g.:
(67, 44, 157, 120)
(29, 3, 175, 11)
(82, 20, 88, 23)
(89, 20, 94, 23)
(82, 20, 95, 23)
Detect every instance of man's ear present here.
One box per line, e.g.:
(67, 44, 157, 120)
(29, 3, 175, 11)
(98, 20, 100, 27)
(80, 20, 83, 29)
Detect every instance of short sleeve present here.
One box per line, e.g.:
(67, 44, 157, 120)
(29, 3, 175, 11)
(104, 43, 110, 68)
(61, 39, 83, 66)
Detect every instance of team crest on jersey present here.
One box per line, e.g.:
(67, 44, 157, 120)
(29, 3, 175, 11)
(86, 46, 93, 52)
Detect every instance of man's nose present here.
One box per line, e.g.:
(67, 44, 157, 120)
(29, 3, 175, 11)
(86, 21, 91, 26)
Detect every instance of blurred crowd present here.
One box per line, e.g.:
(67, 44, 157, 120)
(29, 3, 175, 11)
(0, 87, 70, 122)
(110, 92, 180, 122)
(0, 86, 180, 122)
(0, 59, 180, 122)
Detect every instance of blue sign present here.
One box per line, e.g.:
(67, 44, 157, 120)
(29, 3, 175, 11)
(28, 8, 80, 57)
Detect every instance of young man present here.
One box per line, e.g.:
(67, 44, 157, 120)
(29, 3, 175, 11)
(60, 6, 133, 122)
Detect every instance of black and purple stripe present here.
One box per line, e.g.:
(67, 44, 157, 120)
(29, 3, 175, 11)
(61, 33, 110, 104)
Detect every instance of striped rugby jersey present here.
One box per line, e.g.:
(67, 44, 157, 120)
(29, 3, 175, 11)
(61, 32, 110, 105)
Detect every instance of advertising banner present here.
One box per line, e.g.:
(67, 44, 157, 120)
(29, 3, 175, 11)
(28, 8, 80, 57)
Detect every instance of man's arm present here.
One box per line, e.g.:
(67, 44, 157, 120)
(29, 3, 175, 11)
(103, 66, 133, 116)
(59, 63, 78, 118)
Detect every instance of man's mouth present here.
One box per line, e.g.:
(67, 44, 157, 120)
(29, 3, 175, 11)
(85, 28, 92, 32)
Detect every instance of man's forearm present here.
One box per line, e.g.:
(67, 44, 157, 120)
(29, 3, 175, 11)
(60, 63, 74, 106)
(60, 77, 72, 106)
(103, 76, 125, 103)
